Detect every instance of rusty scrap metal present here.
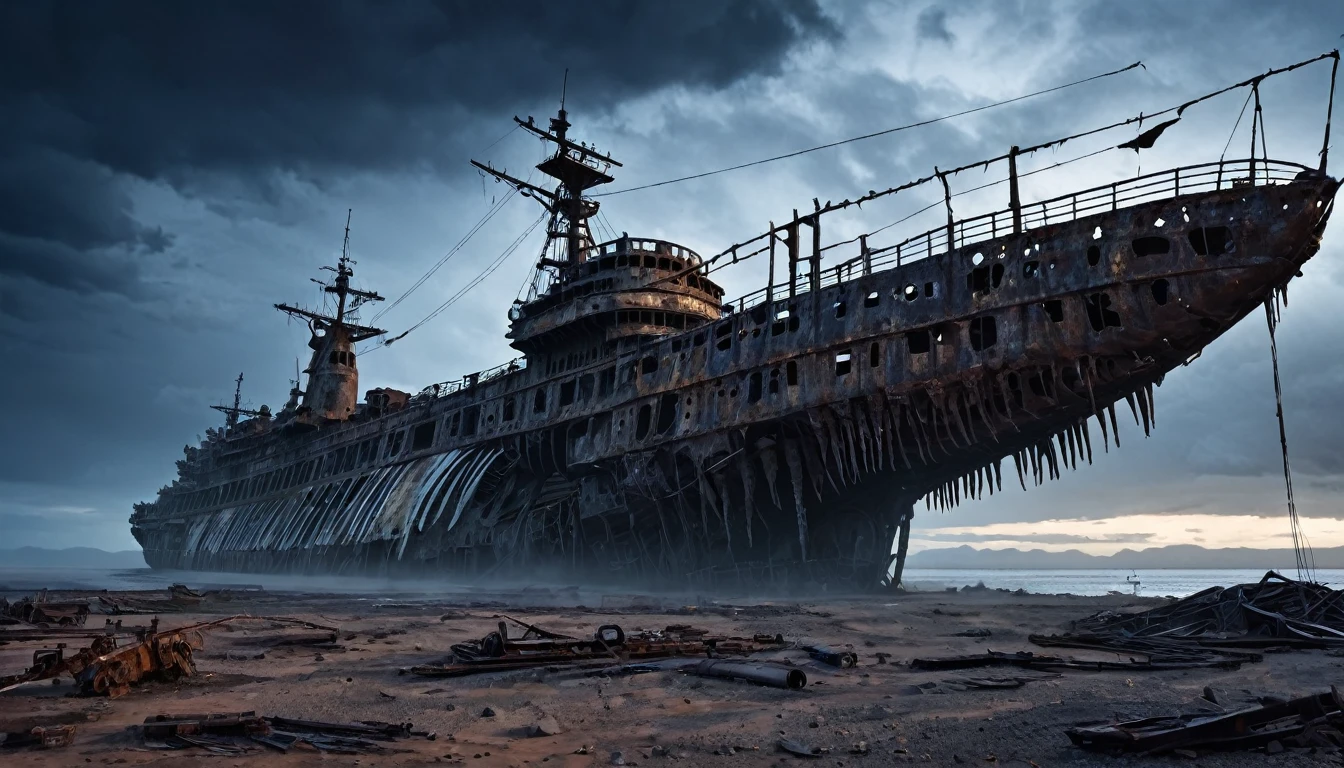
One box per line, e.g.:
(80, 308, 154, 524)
(1068, 688, 1344, 755)
(1, 593, 89, 626)
(909, 649, 1246, 673)
(1032, 571, 1344, 664)
(142, 712, 270, 739)
(1, 615, 337, 697)
(410, 619, 786, 678)
(803, 644, 857, 668)
(0, 725, 76, 750)
(137, 713, 427, 754)
(688, 659, 806, 690)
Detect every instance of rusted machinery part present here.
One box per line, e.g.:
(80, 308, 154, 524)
(689, 659, 806, 690)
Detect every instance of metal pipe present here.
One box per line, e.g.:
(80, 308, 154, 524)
(688, 659, 806, 690)
(1008, 146, 1022, 234)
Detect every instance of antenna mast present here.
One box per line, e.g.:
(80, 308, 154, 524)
(211, 372, 264, 429)
(469, 72, 621, 288)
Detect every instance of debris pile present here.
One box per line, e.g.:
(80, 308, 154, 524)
(910, 649, 1245, 673)
(1032, 571, 1344, 666)
(0, 724, 76, 750)
(137, 712, 431, 754)
(1, 615, 337, 697)
(409, 616, 789, 679)
(1, 591, 89, 626)
(1069, 688, 1344, 756)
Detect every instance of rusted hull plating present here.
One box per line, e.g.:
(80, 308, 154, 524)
(133, 176, 1338, 590)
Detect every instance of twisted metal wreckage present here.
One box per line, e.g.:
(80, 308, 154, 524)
(132, 52, 1341, 591)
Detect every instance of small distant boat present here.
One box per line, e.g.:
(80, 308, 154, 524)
(1126, 571, 1141, 595)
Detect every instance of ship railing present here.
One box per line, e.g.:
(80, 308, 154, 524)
(723, 157, 1315, 314)
(418, 357, 527, 400)
(578, 236, 703, 266)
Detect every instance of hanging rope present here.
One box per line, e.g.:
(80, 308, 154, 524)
(1265, 296, 1314, 582)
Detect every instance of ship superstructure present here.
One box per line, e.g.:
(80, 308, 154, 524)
(133, 54, 1341, 590)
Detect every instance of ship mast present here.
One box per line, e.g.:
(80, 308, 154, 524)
(470, 79, 621, 290)
(274, 210, 387, 423)
(210, 372, 264, 429)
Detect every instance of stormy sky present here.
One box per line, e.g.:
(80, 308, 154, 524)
(3, 0, 1343, 556)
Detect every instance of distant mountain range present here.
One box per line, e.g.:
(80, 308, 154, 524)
(0, 547, 146, 569)
(908, 544, 1344, 570)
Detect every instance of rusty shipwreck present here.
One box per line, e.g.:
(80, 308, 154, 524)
(132, 53, 1342, 590)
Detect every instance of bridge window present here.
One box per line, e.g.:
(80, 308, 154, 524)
(533, 388, 547, 414)
(715, 322, 732, 351)
(1087, 245, 1101, 266)
(560, 379, 576, 406)
(834, 300, 846, 318)
(502, 398, 515, 422)
(748, 371, 763, 403)
(865, 291, 880, 308)
(869, 342, 880, 367)
(462, 405, 479, 437)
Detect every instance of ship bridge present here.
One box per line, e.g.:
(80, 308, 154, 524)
(507, 235, 725, 359)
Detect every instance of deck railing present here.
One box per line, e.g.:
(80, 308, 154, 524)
(724, 157, 1315, 314)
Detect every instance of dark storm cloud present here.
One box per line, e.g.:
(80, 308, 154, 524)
(0, 0, 834, 295)
(915, 7, 954, 43)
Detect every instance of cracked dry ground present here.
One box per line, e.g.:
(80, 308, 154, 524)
(2, 588, 1341, 767)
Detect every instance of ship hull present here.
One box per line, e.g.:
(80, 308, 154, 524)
(133, 169, 1338, 591)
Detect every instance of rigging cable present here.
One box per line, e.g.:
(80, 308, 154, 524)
(1265, 297, 1314, 582)
(371, 187, 518, 323)
(646, 50, 1338, 289)
(376, 211, 548, 347)
(594, 61, 1145, 197)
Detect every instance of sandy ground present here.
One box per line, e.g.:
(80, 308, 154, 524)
(1, 585, 1341, 767)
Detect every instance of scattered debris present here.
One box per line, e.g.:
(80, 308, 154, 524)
(778, 738, 828, 758)
(408, 617, 785, 678)
(910, 649, 1245, 673)
(1, 615, 339, 697)
(898, 674, 1060, 695)
(1068, 688, 1344, 755)
(0, 724, 76, 750)
(1, 591, 89, 626)
(804, 645, 858, 668)
(134, 712, 429, 754)
(687, 659, 807, 690)
(1036, 572, 1344, 666)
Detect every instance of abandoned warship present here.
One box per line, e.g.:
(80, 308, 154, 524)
(132, 54, 1341, 590)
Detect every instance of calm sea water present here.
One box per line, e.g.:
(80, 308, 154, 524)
(2, 566, 1341, 599)
(903, 568, 1344, 597)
